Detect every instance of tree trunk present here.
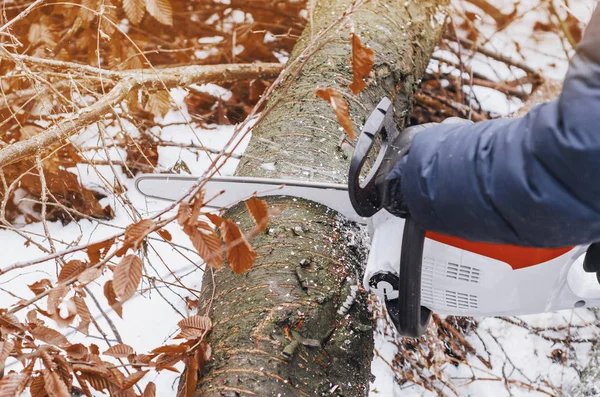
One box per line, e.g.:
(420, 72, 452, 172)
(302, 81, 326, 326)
(193, 0, 448, 395)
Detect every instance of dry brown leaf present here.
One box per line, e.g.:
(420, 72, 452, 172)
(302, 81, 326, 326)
(131, 354, 153, 367)
(121, 370, 148, 390)
(77, 267, 103, 285)
(205, 213, 224, 227)
(107, 366, 127, 389)
(0, 314, 26, 334)
(30, 325, 71, 348)
(26, 310, 42, 325)
(52, 355, 73, 390)
(146, 90, 171, 118)
(73, 372, 93, 397)
(117, 219, 156, 257)
(143, 382, 156, 397)
(78, 372, 111, 393)
(0, 373, 28, 397)
(99, 0, 119, 35)
(73, 296, 91, 335)
(192, 342, 211, 379)
(316, 87, 355, 140)
(245, 196, 269, 233)
(201, 342, 212, 361)
(87, 238, 115, 265)
(65, 343, 89, 360)
(349, 33, 374, 94)
(104, 280, 123, 318)
(42, 368, 71, 397)
(71, 363, 110, 378)
(178, 355, 198, 397)
(112, 255, 143, 304)
(0, 340, 15, 371)
(47, 285, 69, 317)
(80, 0, 99, 22)
(28, 279, 53, 295)
(177, 315, 212, 340)
(124, 0, 146, 25)
(220, 218, 257, 274)
(189, 222, 223, 269)
(177, 203, 193, 227)
(29, 375, 46, 397)
(158, 229, 172, 241)
(145, 0, 173, 26)
(58, 260, 88, 283)
(150, 344, 187, 355)
(189, 190, 206, 225)
(104, 343, 135, 359)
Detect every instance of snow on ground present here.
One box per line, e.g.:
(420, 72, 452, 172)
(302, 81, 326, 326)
(1, 87, 255, 395)
(1, 0, 599, 395)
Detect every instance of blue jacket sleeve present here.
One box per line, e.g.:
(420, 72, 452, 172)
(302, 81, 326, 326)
(399, 4, 600, 247)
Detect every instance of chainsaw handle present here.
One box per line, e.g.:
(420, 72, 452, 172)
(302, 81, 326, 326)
(348, 98, 397, 217)
(397, 215, 431, 337)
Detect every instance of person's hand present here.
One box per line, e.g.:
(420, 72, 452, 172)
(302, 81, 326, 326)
(381, 118, 474, 217)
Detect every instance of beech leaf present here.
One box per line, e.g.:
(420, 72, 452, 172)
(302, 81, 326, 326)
(28, 375, 46, 397)
(245, 196, 269, 233)
(87, 238, 115, 265)
(145, 0, 173, 26)
(349, 33, 374, 94)
(220, 218, 257, 274)
(177, 315, 212, 339)
(77, 267, 103, 285)
(158, 229, 172, 241)
(124, 0, 146, 25)
(181, 356, 198, 397)
(316, 87, 355, 140)
(58, 260, 88, 283)
(73, 296, 92, 335)
(0, 340, 15, 369)
(0, 373, 29, 397)
(47, 285, 69, 316)
(104, 280, 123, 318)
(30, 325, 71, 348)
(66, 343, 89, 360)
(104, 343, 135, 358)
(28, 279, 53, 295)
(0, 314, 26, 334)
(146, 90, 171, 118)
(143, 382, 156, 397)
(112, 255, 143, 304)
(122, 370, 148, 390)
(177, 203, 193, 227)
(189, 222, 223, 269)
(117, 219, 156, 257)
(42, 369, 70, 397)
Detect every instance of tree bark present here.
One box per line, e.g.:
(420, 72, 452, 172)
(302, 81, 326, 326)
(193, 0, 448, 395)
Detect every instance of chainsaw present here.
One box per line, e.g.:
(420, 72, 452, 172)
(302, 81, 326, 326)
(135, 98, 600, 338)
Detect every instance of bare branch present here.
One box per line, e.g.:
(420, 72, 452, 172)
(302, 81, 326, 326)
(0, 62, 283, 168)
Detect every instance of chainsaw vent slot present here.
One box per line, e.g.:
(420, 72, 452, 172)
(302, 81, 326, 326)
(445, 262, 481, 283)
(422, 258, 480, 310)
(444, 290, 478, 310)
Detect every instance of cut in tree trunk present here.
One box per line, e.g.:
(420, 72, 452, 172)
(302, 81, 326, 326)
(190, 0, 448, 395)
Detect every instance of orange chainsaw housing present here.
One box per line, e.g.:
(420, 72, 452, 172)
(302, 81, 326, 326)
(426, 232, 573, 270)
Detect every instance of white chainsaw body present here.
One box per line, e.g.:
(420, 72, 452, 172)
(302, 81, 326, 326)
(366, 210, 596, 317)
(135, 174, 600, 318)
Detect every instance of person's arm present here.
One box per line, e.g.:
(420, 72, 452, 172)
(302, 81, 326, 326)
(396, 3, 600, 247)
